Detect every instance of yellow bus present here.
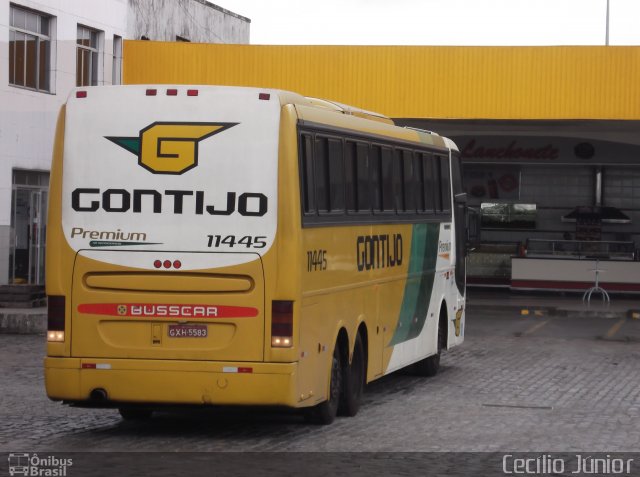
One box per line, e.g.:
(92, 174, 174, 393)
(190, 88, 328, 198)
(45, 85, 466, 424)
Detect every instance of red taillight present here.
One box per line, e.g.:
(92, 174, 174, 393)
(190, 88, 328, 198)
(173, 260, 182, 269)
(187, 89, 198, 96)
(76, 91, 87, 98)
(166, 88, 178, 96)
(154, 260, 162, 269)
(258, 92, 270, 101)
(271, 300, 293, 348)
(146, 89, 157, 96)
(48, 296, 66, 342)
(163, 260, 171, 269)
(48, 296, 65, 331)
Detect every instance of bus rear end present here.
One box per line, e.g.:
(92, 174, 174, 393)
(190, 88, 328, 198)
(45, 85, 297, 410)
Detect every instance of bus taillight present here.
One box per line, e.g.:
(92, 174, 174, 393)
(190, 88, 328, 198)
(47, 295, 65, 342)
(271, 300, 293, 348)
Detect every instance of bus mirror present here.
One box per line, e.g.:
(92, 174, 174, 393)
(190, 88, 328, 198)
(454, 192, 468, 205)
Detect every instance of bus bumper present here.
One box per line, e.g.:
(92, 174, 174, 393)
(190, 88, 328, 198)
(44, 357, 300, 407)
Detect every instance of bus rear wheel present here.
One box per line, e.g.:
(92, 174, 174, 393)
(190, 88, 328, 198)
(339, 333, 365, 417)
(414, 351, 440, 377)
(305, 344, 342, 425)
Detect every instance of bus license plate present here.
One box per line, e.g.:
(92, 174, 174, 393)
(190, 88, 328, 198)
(168, 324, 208, 338)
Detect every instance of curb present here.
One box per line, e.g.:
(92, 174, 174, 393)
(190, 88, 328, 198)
(466, 304, 633, 320)
(0, 309, 47, 334)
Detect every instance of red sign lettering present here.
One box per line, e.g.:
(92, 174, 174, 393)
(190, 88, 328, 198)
(462, 139, 559, 160)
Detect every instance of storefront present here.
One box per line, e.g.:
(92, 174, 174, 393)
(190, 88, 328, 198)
(398, 119, 640, 290)
(116, 43, 640, 291)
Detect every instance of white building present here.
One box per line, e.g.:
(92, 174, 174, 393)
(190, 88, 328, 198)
(0, 0, 249, 287)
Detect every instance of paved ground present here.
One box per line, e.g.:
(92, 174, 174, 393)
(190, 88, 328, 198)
(1, 301, 639, 454)
(1, 294, 639, 475)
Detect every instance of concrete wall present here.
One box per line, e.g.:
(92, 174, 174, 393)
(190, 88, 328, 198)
(0, 0, 250, 285)
(127, 0, 249, 43)
(122, 43, 640, 120)
(0, 0, 129, 285)
(0, 226, 9, 287)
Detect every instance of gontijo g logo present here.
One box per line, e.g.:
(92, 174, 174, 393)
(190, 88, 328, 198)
(106, 122, 237, 174)
(72, 120, 268, 217)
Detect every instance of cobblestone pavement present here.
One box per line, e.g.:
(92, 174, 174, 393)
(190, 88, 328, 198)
(1, 310, 639, 453)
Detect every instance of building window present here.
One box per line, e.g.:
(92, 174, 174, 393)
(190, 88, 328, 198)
(77, 25, 101, 86)
(9, 4, 52, 92)
(10, 170, 50, 285)
(112, 35, 122, 85)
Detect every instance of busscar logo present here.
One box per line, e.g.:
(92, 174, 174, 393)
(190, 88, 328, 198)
(106, 122, 237, 175)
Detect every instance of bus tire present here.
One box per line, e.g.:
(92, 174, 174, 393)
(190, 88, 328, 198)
(339, 333, 365, 417)
(118, 408, 153, 421)
(414, 351, 440, 377)
(414, 318, 446, 377)
(305, 344, 342, 425)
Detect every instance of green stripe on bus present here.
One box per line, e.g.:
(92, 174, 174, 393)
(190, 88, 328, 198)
(389, 223, 439, 346)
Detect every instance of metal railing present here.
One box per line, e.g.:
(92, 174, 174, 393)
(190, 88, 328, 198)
(524, 239, 636, 261)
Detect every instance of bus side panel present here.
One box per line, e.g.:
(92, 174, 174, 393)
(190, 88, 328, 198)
(298, 224, 390, 403)
(380, 220, 465, 374)
(299, 223, 421, 389)
(263, 104, 304, 366)
(298, 220, 458, 386)
(299, 284, 375, 405)
(46, 106, 76, 358)
(382, 222, 446, 374)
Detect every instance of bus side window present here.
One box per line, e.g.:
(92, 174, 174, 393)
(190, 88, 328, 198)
(345, 140, 357, 212)
(401, 149, 415, 213)
(328, 138, 344, 213)
(314, 136, 329, 213)
(301, 133, 315, 214)
(346, 140, 370, 214)
(347, 140, 371, 215)
(434, 156, 443, 213)
(370, 145, 382, 212)
(381, 147, 395, 212)
(439, 155, 451, 214)
(393, 149, 404, 212)
(422, 153, 436, 214)
(356, 142, 370, 213)
(414, 151, 426, 214)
